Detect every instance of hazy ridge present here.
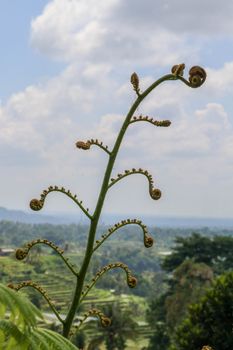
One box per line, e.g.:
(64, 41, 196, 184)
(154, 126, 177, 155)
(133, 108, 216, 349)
(0, 206, 233, 228)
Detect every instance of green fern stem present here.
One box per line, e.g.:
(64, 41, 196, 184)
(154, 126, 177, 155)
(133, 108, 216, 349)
(62, 73, 179, 337)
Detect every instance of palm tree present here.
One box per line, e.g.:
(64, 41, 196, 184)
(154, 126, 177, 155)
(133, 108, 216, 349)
(86, 302, 138, 350)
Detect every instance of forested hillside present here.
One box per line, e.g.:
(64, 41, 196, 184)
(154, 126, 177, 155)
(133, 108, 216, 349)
(0, 221, 232, 349)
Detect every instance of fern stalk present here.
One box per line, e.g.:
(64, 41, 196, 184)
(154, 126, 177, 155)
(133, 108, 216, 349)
(12, 64, 206, 338)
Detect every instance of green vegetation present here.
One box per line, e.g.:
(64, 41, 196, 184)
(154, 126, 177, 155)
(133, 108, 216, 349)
(171, 272, 233, 350)
(147, 233, 233, 350)
(0, 283, 78, 349)
(0, 223, 233, 348)
(162, 233, 233, 273)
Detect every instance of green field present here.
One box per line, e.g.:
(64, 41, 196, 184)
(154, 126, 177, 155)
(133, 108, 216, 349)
(0, 252, 152, 349)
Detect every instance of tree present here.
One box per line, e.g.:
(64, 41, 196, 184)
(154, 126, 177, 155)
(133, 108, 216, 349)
(72, 331, 86, 349)
(147, 260, 213, 350)
(165, 260, 213, 328)
(87, 302, 138, 350)
(146, 294, 170, 350)
(162, 233, 233, 273)
(147, 323, 170, 350)
(170, 271, 233, 350)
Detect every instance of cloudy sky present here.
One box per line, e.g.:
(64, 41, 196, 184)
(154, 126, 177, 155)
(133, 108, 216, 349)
(1, 0, 233, 221)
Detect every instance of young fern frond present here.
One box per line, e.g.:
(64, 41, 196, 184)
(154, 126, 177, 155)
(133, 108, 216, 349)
(70, 308, 111, 336)
(172, 64, 206, 88)
(80, 262, 137, 301)
(15, 239, 78, 275)
(76, 139, 111, 155)
(8, 281, 63, 324)
(30, 185, 92, 219)
(108, 168, 161, 200)
(129, 116, 171, 127)
(131, 72, 141, 96)
(14, 63, 206, 338)
(93, 219, 153, 253)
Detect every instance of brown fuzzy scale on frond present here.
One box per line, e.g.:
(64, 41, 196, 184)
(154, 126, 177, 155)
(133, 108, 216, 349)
(93, 218, 154, 252)
(30, 186, 92, 219)
(108, 168, 161, 200)
(80, 262, 137, 301)
(15, 239, 77, 275)
(130, 115, 171, 127)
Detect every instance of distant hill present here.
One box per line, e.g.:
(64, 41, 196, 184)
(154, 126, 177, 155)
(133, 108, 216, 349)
(100, 214, 233, 229)
(0, 206, 70, 225)
(0, 206, 233, 229)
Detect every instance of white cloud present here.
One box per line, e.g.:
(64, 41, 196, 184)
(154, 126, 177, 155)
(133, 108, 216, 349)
(195, 103, 230, 130)
(0, 62, 118, 157)
(111, 1, 233, 36)
(30, 0, 198, 65)
(2, 0, 233, 218)
(206, 62, 233, 94)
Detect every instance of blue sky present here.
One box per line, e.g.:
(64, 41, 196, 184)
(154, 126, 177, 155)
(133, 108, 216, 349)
(1, 0, 233, 220)
(0, 1, 64, 101)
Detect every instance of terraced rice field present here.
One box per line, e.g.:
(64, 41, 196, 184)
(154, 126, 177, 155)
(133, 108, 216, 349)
(0, 253, 152, 349)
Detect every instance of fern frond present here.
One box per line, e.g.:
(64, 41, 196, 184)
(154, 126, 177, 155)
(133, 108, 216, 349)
(0, 320, 25, 345)
(0, 284, 42, 328)
(9, 281, 63, 324)
(16, 239, 78, 275)
(93, 218, 153, 252)
(33, 328, 79, 349)
(81, 262, 137, 301)
(76, 139, 111, 155)
(0, 321, 79, 350)
(0, 284, 78, 349)
(108, 168, 161, 200)
(30, 185, 92, 219)
(130, 115, 171, 127)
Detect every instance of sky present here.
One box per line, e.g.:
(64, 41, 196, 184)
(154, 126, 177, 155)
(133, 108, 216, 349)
(1, 0, 233, 220)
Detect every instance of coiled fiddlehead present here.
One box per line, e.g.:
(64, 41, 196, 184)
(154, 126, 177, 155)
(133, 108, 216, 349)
(93, 218, 153, 252)
(69, 308, 111, 336)
(188, 66, 207, 87)
(8, 281, 63, 323)
(108, 168, 161, 200)
(15, 239, 78, 275)
(80, 262, 137, 302)
(171, 64, 206, 88)
(30, 185, 92, 219)
(131, 72, 141, 96)
(76, 139, 111, 155)
(129, 115, 171, 127)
